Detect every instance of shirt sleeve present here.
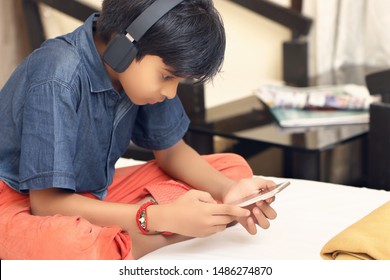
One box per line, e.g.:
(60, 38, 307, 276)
(131, 96, 190, 150)
(19, 81, 79, 192)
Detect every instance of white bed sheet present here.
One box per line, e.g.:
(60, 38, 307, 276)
(115, 158, 390, 260)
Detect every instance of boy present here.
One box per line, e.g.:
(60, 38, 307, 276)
(0, 0, 277, 259)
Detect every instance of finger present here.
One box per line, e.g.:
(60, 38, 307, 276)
(212, 224, 228, 233)
(191, 190, 217, 204)
(211, 215, 237, 227)
(252, 207, 271, 229)
(237, 216, 257, 235)
(245, 217, 257, 235)
(246, 193, 274, 207)
(252, 177, 277, 190)
(265, 196, 276, 204)
(255, 200, 264, 207)
(258, 203, 277, 220)
(211, 204, 250, 217)
(200, 224, 228, 237)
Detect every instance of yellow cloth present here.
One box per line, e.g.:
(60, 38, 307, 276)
(320, 201, 390, 260)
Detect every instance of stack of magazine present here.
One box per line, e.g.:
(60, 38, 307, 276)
(254, 84, 381, 128)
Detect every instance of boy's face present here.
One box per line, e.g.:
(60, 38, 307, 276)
(117, 55, 184, 105)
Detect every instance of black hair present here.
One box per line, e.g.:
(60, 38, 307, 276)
(96, 0, 226, 83)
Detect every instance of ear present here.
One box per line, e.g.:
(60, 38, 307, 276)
(102, 34, 138, 73)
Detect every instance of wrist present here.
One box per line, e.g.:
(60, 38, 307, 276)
(147, 204, 173, 234)
(135, 201, 156, 234)
(220, 179, 237, 202)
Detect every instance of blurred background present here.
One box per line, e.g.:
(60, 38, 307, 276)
(1, 0, 389, 188)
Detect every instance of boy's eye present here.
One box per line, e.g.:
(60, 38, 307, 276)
(162, 74, 173, 80)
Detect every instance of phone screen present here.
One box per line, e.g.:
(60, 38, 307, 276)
(230, 181, 290, 207)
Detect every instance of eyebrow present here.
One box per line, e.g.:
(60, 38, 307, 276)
(162, 67, 176, 76)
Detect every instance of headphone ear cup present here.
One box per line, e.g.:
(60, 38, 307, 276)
(102, 34, 138, 73)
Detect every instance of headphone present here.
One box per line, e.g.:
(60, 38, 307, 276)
(102, 0, 184, 73)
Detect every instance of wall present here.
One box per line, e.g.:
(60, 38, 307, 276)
(0, 0, 30, 87)
(207, 0, 290, 107)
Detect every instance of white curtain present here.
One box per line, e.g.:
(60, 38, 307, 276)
(303, 0, 390, 77)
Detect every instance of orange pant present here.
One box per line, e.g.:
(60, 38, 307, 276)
(0, 153, 252, 259)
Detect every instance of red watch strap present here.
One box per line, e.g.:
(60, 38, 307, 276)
(136, 201, 156, 234)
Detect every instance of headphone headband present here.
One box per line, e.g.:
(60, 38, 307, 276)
(103, 0, 184, 73)
(126, 0, 183, 42)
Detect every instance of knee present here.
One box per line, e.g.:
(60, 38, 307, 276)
(225, 153, 253, 174)
(205, 153, 253, 179)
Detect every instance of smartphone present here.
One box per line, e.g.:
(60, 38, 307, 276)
(230, 181, 291, 207)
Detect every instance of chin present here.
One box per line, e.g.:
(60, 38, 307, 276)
(129, 98, 146, 106)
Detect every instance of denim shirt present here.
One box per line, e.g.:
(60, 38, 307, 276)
(0, 14, 190, 199)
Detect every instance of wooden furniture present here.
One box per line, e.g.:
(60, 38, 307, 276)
(366, 70, 390, 191)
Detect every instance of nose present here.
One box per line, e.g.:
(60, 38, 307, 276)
(162, 91, 176, 100)
(161, 84, 179, 100)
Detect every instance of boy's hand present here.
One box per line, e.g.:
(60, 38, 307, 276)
(222, 177, 278, 235)
(156, 190, 250, 237)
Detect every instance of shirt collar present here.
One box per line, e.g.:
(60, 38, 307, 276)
(75, 13, 115, 93)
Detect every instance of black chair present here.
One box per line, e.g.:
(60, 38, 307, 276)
(365, 70, 390, 190)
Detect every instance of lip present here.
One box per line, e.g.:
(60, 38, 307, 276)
(147, 97, 165, 104)
(147, 99, 158, 104)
